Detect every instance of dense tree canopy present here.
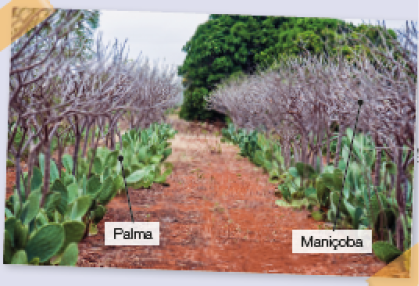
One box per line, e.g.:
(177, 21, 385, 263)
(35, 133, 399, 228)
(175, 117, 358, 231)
(178, 15, 360, 121)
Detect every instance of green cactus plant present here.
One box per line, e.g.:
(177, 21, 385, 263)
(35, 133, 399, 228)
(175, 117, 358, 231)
(25, 223, 65, 263)
(4, 210, 84, 266)
(311, 210, 325, 221)
(372, 241, 402, 263)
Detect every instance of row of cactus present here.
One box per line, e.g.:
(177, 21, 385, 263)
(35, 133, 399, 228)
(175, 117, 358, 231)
(117, 123, 177, 188)
(222, 125, 412, 264)
(4, 123, 177, 265)
(5, 155, 121, 264)
(276, 159, 411, 264)
(221, 123, 285, 182)
(4, 180, 82, 265)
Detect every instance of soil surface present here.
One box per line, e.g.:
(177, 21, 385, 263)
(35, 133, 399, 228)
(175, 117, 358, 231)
(75, 117, 386, 276)
(5, 115, 387, 276)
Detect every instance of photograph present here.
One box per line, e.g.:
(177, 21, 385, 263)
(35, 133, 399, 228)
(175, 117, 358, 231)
(3, 7, 416, 278)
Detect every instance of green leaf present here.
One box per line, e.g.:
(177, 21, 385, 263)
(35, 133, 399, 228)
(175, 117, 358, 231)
(126, 169, 147, 184)
(14, 220, 28, 249)
(13, 189, 21, 217)
(162, 148, 172, 160)
(86, 175, 101, 198)
(150, 155, 163, 164)
(20, 190, 41, 225)
(5, 217, 17, 248)
(50, 159, 59, 184)
(304, 187, 317, 198)
(288, 167, 298, 178)
(66, 183, 79, 204)
(278, 185, 291, 202)
(96, 147, 110, 163)
(51, 180, 68, 215)
(372, 241, 402, 263)
(61, 221, 86, 251)
(62, 154, 73, 173)
(275, 199, 292, 207)
(35, 210, 49, 227)
(25, 223, 65, 263)
(59, 243, 79, 266)
(44, 192, 61, 213)
(311, 210, 324, 221)
(11, 250, 28, 264)
(93, 157, 103, 174)
(3, 230, 12, 264)
(30, 167, 43, 191)
(29, 257, 40, 265)
(137, 147, 149, 163)
(39, 153, 45, 177)
(97, 177, 116, 206)
(5, 208, 14, 218)
(92, 205, 106, 224)
(114, 175, 125, 191)
(344, 200, 363, 229)
(104, 150, 119, 169)
(62, 171, 76, 186)
(296, 162, 316, 179)
(68, 196, 92, 221)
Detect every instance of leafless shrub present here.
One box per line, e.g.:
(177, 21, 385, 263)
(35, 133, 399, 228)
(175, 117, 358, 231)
(8, 11, 182, 205)
(207, 21, 417, 250)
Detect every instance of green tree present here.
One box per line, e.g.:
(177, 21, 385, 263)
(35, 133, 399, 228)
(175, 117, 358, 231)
(178, 15, 356, 122)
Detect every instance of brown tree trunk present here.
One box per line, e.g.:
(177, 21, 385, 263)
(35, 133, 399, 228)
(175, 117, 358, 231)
(395, 147, 406, 251)
(82, 120, 92, 157)
(334, 125, 344, 168)
(110, 125, 115, 150)
(130, 113, 134, 129)
(15, 154, 22, 201)
(117, 129, 122, 151)
(293, 141, 299, 163)
(8, 118, 20, 153)
(25, 144, 35, 199)
(72, 132, 81, 177)
(301, 134, 307, 164)
(57, 136, 63, 178)
(14, 126, 27, 205)
(374, 147, 382, 187)
(88, 128, 102, 178)
(90, 120, 96, 148)
(41, 136, 51, 207)
(317, 126, 326, 173)
(325, 129, 331, 166)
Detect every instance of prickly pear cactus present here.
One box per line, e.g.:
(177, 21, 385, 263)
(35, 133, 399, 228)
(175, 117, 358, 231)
(3, 230, 12, 264)
(292, 189, 305, 200)
(11, 250, 28, 264)
(279, 185, 291, 202)
(58, 243, 79, 266)
(25, 223, 65, 263)
(51, 179, 69, 215)
(311, 210, 325, 221)
(61, 221, 86, 252)
(14, 220, 28, 249)
(372, 241, 402, 263)
(92, 205, 106, 224)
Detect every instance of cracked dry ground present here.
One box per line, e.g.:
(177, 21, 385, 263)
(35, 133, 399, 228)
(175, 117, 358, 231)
(76, 120, 386, 276)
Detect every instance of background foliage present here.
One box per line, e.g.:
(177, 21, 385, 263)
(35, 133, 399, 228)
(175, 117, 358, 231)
(178, 15, 360, 121)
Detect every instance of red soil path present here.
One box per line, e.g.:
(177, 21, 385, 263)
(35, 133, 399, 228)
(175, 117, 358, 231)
(74, 118, 386, 276)
(3, 117, 386, 275)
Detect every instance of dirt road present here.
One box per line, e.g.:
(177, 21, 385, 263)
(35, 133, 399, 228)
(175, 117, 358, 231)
(75, 118, 386, 276)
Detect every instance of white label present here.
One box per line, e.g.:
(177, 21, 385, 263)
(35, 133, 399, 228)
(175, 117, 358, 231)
(292, 230, 372, 253)
(105, 222, 160, 246)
